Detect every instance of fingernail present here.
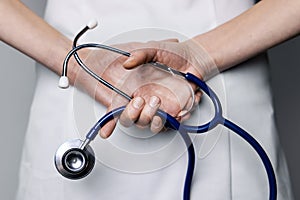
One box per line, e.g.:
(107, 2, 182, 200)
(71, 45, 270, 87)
(123, 56, 135, 67)
(133, 97, 144, 109)
(100, 131, 107, 139)
(151, 116, 163, 134)
(152, 116, 162, 128)
(149, 96, 160, 108)
(178, 110, 188, 117)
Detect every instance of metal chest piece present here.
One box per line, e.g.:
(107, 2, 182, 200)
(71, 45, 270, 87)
(54, 139, 95, 180)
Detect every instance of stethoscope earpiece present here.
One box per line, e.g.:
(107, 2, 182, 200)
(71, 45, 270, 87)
(87, 19, 98, 29)
(54, 139, 95, 180)
(58, 76, 69, 89)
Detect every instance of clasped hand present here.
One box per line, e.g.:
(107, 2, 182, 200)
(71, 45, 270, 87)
(73, 39, 213, 138)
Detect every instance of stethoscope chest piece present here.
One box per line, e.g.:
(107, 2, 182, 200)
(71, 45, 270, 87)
(54, 139, 95, 180)
(54, 21, 277, 199)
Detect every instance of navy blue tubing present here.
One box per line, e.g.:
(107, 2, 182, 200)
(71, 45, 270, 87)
(67, 38, 195, 199)
(83, 73, 276, 200)
(223, 119, 277, 200)
(85, 106, 195, 200)
(67, 39, 276, 199)
(182, 73, 277, 200)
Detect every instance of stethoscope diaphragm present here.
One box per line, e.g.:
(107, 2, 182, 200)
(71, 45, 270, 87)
(54, 139, 95, 180)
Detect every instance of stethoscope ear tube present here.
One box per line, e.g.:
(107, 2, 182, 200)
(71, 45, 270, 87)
(54, 69, 277, 200)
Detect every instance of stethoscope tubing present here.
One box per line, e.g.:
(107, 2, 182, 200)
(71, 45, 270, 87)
(62, 43, 132, 100)
(82, 72, 277, 200)
(223, 119, 277, 200)
(85, 106, 195, 200)
(60, 25, 277, 199)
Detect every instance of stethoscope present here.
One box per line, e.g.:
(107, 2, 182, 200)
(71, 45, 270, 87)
(54, 20, 277, 200)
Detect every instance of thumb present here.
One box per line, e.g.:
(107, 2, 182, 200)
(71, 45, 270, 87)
(123, 49, 157, 69)
(123, 38, 178, 69)
(99, 105, 119, 139)
(159, 38, 179, 43)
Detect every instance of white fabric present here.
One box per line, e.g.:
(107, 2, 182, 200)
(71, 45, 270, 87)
(16, 0, 293, 199)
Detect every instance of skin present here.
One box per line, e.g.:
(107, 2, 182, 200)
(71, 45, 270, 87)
(1, 0, 300, 138)
(121, 0, 300, 137)
(0, 0, 196, 136)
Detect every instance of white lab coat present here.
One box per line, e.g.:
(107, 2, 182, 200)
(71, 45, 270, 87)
(16, 0, 293, 199)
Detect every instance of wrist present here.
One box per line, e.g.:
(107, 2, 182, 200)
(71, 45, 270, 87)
(54, 42, 90, 86)
(182, 39, 218, 80)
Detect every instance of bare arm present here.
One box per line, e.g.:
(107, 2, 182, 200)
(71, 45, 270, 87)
(195, 0, 300, 71)
(0, 0, 75, 78)
(0, 0, 195, 137)
(118, 0, 300, 135)
(124, 0, 300, 77)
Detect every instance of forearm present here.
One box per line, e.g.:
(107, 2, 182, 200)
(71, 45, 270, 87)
(194, 0, 300, 71)
(0, 0, 75, 78)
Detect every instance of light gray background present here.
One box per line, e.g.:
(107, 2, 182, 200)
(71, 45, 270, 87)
(0, 1, 299, 199)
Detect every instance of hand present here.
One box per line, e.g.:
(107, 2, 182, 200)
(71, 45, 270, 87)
(72, 40, 198, 138)
(123, 39, 218, 81)
(116, 39, 217, 136)
(113, 63, 199, 135)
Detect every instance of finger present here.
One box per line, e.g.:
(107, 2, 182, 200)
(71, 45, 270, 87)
(176, 89, 202, 122)
(123, 38, 180, 69)
(179, 112, 191, 122)
(162, 38, 179, 42)
(195, 90, 202, 104)
(99, 95, 142, 139)
(135, 96, 161, 127)
(150, 115, 164, 134)
(157, 38, 179, 43)
(119, 96, 145, 127)
(178, 89, 201, 116)
(123, 49, 157, 69)
(123, 39, 179, 69)
(100, 119, 118, 139)
(99, 103, 123, 139)
(192, 90, 202, 110)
